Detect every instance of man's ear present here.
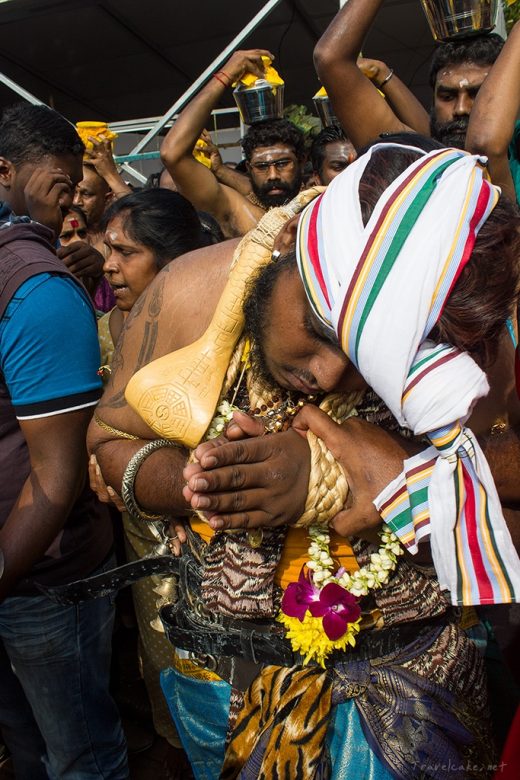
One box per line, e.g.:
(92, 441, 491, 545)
(0, 157, 15, 189)
(272, 213, 300, 256)
(104, 189, 115, 206)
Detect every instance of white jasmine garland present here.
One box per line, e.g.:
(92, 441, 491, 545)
(205, 401, 237, 440)
(307, 524, 404, 597)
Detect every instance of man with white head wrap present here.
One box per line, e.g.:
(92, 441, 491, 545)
(297, 143, 520, 608)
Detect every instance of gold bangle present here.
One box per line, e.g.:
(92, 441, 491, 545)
(121, 438, 180, 522)
(94, 414, 140, 441)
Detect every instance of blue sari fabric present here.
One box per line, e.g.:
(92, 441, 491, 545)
(161, 666, 231, 780)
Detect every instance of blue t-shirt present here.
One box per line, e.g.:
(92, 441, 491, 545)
(0, 272, 102, 418)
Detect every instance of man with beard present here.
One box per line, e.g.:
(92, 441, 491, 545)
(312, 0, 503, 153)
(428, 33, 504, 149)
(161, 49, 306, 239)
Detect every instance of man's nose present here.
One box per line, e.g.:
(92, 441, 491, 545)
(309, 349, 350, 394)
(73, 190, 82, 206)
(453, 92, 472, 117)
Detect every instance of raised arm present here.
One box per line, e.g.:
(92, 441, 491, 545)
(314, 0, 413, 149)
(86, 137, 132, 199)
(358, 57, 430, 137)
(160, 49, 271, 235)
(465, 21, 520, 201)
(200, 130, 253, 197)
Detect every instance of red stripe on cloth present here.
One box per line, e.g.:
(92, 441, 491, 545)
(336, 150, 449, 339)
(306, 193, 330, 308)
(405, 458, 437, 479)
(379, 483, 408, 513)
(414, 517, 431, 532)
(439, 180, 494, 322)
(462, 464, 493, 603)
(379, 458, 437, 513)
(405, 351, 459, 396)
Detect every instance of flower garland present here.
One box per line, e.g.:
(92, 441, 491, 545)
(278, 524, 404, 667)
(205, 400, 237, 440)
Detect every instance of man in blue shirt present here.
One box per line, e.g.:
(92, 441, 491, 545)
(0, 103, 127, 779)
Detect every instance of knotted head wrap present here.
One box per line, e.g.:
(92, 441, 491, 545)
(296, 143, 520, 606)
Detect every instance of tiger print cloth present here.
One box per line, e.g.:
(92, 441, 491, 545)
(201, 528, 286, 617)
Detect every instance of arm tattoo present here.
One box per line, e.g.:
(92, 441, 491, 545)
(136, 276, 164, 370)
(101, 277, 166, 410)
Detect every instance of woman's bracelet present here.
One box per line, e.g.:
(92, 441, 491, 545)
(121, 439, 181, 522)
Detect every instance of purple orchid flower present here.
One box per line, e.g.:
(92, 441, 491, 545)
(309, 583, 361, 641)
(281, 568, 320, 621)
(281, 569, 361, 642)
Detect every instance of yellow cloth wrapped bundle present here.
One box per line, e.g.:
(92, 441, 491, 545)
(235, 56, 284, 88)
(192, 137, 212, 169)
(76, 121, 117, 152)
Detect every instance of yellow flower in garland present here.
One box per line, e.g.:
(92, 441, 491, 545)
(278, 610, 361, 668)
(278, 567, 362, 667)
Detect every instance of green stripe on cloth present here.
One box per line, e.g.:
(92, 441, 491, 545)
(409, 345, 450, 378)
(354, 158, 455, 360)
(409, 486, 428, 511)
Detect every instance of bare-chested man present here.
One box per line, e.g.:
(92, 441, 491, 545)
(313, 0, 503, 152)
(88, 135, 519, 778)
(160, 49, 306, 239)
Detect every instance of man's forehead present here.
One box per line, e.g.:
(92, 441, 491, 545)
(80, 165, 106, 188)
(324, 141, 353, 160)
(435, 62, 490, 89)
(250, 144, 296, 162)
